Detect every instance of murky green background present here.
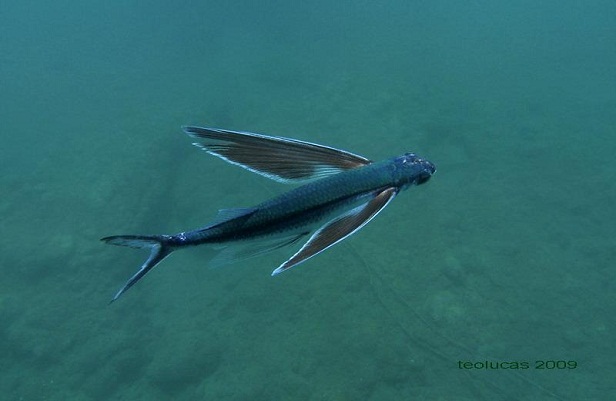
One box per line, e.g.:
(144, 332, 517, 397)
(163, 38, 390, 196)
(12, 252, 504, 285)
(1, 1, 614, 400)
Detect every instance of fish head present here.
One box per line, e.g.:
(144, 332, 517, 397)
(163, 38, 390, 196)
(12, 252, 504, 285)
(393, 153, 436, 189)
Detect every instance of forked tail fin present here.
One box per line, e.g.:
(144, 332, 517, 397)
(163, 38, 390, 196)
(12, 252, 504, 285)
(101, 235, 174, 303)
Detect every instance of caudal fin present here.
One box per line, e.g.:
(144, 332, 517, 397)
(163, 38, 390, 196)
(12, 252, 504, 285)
(101, 235, 174, 303)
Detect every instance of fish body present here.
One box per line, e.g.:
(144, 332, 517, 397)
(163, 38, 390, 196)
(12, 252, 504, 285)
(103, 127, 436, 302)
(177, 155, 429, 245)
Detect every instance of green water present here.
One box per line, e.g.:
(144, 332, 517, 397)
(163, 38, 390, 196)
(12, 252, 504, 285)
(1, 1, 614, 399)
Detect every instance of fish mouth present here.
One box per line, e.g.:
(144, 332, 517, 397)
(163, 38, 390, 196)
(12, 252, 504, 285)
(423, 159, 436, 175)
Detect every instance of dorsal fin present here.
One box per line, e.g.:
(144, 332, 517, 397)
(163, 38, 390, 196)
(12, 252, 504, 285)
(207, 207, 257, 228)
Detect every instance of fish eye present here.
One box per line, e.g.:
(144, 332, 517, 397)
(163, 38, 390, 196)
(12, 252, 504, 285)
(399, 153, 418, 165)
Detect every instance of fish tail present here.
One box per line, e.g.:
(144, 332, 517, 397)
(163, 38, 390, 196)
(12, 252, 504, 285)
(101, 234, 174, 303)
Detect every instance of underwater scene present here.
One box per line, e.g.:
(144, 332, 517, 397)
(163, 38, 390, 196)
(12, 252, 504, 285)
(1, 0, 614, 400)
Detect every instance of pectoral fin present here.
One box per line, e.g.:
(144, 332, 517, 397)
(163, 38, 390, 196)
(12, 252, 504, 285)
(183, 126, 371, 183)
(271, 187, 398, 275)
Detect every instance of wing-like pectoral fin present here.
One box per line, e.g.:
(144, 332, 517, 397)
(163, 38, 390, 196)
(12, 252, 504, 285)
(183, 126, 371, 183)
(271, 187, 398, 275)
